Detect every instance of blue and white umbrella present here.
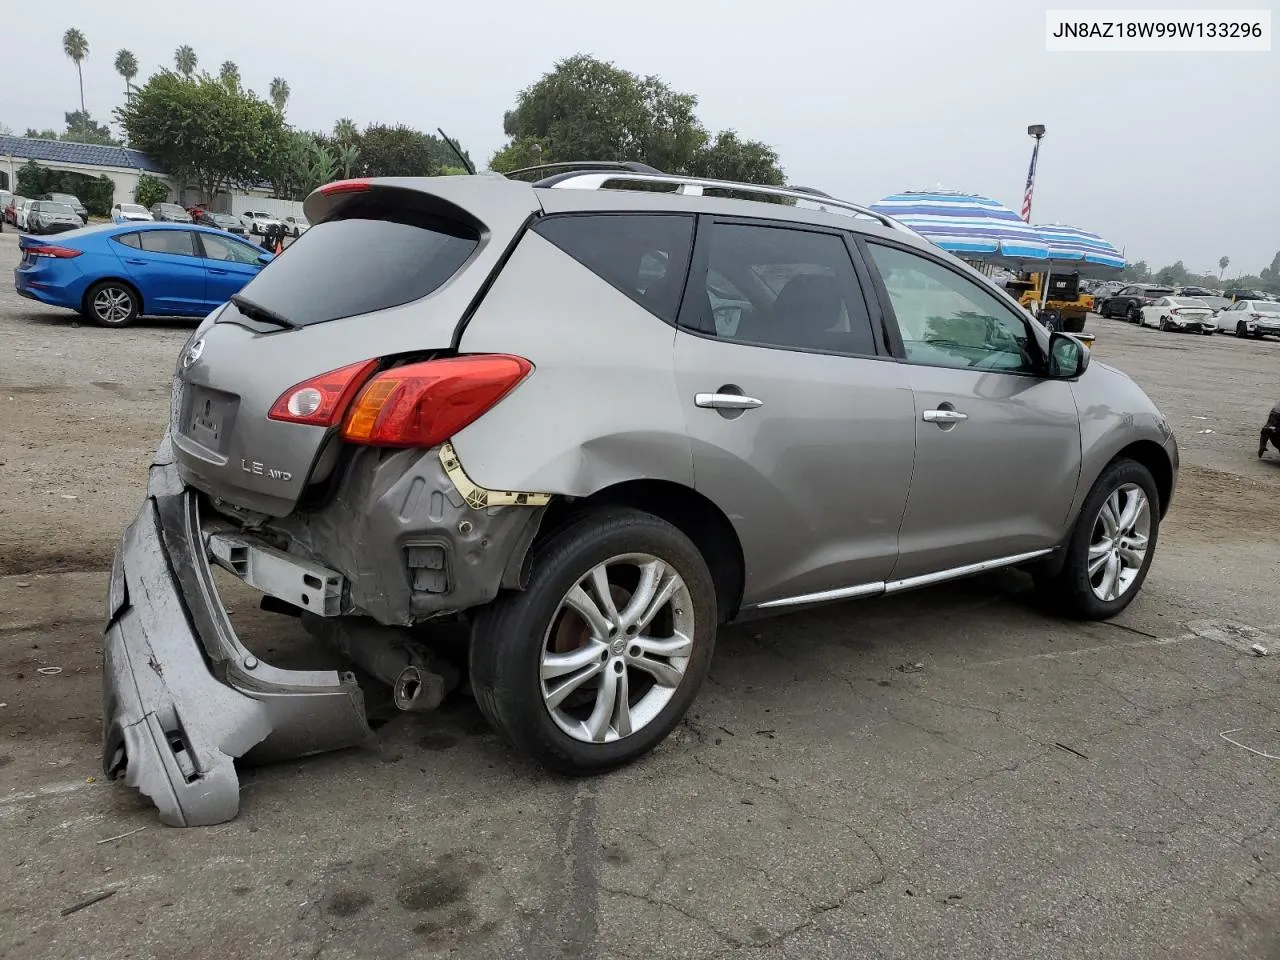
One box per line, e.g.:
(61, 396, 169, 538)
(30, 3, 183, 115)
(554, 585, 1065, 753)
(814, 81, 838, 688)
(1035, 223, 1126, 275)
(868, 190, 1049, 267)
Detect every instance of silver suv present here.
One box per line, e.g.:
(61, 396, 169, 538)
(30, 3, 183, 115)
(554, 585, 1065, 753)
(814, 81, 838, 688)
(103, 164, 1178, 826)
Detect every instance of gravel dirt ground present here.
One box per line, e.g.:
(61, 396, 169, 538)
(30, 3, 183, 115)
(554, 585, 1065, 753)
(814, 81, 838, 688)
(3, 227, 1280, 960)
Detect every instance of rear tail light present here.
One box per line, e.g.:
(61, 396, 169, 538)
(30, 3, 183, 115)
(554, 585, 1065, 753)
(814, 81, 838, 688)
(27, 245, 82, 258)
(342, 355, 532, 448)
(268, 359, 379, 426)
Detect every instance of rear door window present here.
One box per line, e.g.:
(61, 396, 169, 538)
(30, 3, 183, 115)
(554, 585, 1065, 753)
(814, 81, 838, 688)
(532, 213, 695, 324)
(683, 221, 880, 357)
(233, 201, 480, 326)
(139, 230, 197, 257)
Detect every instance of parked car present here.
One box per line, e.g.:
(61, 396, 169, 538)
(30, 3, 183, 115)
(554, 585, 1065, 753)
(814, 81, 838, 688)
(99, 169, 1180, 827)
(151, 202, 194, 223)
(26, 200, 85, 235)
(195, 211, 248, 236)
(1220, 300, 1280, 339)
(42, 192, 89, 221)
(3, 194, 22, 226)
(14, 222, 273, 328)
(240, 210, 283, 236)
(1096, 284, 1175, 321)
(1139, 297, 1217, 334)
(282, 214, 309, 237)
(16, 198, 36, 231)
(112, 203, 155, 224)
(0, 189, 12, 221)
(1173, 286, 1218, 298)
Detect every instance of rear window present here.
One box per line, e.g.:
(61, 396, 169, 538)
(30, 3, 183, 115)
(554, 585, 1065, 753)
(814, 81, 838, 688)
(232, 201, 480, 326)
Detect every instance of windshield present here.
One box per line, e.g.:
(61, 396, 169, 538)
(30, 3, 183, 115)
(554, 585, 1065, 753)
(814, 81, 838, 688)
(41, 202, 77, 216)
(120, 204, 147, 214)
(1253, 302, 1280, 315)
(1171, 298, 1208, 307)
(50, 194, 78, 203)
(215, 214, 237, 224)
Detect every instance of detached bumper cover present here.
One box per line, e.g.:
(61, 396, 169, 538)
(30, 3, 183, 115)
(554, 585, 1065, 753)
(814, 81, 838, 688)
(102, 431, 373, 827)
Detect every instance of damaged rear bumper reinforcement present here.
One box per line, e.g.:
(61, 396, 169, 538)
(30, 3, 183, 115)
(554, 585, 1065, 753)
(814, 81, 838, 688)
(102, 431, 551, 827)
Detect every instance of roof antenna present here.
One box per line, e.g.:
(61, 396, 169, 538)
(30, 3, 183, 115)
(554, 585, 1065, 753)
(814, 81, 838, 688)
(437, 128, 476, 176)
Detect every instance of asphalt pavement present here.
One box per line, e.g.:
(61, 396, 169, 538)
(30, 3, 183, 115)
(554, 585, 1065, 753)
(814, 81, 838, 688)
(3, 229, 1280, 960)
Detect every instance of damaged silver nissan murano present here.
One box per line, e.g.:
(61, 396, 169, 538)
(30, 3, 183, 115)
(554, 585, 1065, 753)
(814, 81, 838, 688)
(103, 163, 1179, 826)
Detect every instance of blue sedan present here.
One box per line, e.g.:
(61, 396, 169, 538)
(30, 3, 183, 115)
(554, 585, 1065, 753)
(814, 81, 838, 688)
(15, 222, 275, 328)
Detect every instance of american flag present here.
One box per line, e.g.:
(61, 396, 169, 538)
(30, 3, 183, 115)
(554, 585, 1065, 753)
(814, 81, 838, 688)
(1020, 138, 1042, 222)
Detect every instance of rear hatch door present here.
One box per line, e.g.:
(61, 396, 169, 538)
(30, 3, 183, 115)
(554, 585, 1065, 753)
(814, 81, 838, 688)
(171, 177, 541, 517)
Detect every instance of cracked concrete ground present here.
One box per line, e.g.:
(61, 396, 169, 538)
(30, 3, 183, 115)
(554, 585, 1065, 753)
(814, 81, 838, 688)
(3, 227, 1280, 959)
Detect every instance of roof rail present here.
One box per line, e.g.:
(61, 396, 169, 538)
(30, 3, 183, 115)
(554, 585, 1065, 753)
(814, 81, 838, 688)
(502, 160, 665, 183)
(540, 171, 916, 234)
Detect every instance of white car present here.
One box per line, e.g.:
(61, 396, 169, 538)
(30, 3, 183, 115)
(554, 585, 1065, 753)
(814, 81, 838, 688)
(282, 215, 309, 237)
(240, 211, 283, 236)
(111, 203, 155, 224)
(1220, 300, 1280, 339)
(17, 198, 37, 231)
(1139, 296, 1217, 335)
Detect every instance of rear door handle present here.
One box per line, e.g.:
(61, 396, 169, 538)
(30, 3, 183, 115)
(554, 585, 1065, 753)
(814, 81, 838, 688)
(922, 409, 968, 423)
(208, 268, 228, 275)
(695, 393, 764, 410)
(125, 258, 147, 265)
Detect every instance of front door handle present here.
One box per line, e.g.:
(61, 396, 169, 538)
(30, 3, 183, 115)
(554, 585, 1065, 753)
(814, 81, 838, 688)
(208, 268, 228, 275)
(695, 392, 764, 410)
(922, 409, 968, 423)
(125, 258, 147, 265)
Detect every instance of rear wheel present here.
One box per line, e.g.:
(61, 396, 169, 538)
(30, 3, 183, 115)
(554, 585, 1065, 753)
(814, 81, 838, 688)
(1036, 458, 1159, 620)
(1127, 304, 1141, 323)
(470, 508, 717, 774)
(84, 281, 140, 328)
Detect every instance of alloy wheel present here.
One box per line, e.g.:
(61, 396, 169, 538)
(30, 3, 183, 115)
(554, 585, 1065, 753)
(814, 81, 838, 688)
(540, 553, 694, 744)
(92, 286, 134, 325)
(1088, 483, 1151, 602)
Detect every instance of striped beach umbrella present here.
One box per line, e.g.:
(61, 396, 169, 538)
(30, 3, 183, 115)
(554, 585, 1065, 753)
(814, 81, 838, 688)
(868, 190, 1049, 267)
(1035, 223, 1126, 275)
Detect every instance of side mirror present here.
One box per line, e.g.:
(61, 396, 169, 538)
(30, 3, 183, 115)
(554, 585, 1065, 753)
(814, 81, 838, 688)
(257, 253, 274, 265)
(1048, 331, 1090, 379)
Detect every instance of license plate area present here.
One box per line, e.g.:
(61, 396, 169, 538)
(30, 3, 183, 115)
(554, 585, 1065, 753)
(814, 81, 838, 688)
(182, 385, 240, 455)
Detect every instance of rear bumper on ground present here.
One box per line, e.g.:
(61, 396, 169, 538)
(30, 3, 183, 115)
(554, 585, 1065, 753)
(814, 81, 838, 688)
(102, 431, 373, 827)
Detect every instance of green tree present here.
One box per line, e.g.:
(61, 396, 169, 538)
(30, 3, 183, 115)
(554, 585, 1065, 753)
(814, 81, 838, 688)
(358, 124, 438, 177)
(116, 70, 285, 202)
(63, 111, 118, 145)
(62, 28, 89, 141)
(1121, 260, 1151, 282)
(25, 127, 60, 141)
(219, 61, 240, 89)
(174, 45, 197, 78)
(491, 54, 784, 185)
(1218, 256, 1230, 279)
(1153, 260, 1189, 286)
(115, 49, 138, 99)
(134, 172, 170, 208)
(335, 143, 360, 178)
(333, 117, 359, 145)
(1260, 252, 1280, 291)
(269, 77, 290, 114)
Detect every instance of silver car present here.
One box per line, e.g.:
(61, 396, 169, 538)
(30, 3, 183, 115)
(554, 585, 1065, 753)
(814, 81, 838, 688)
(103, 166, 1179, 826)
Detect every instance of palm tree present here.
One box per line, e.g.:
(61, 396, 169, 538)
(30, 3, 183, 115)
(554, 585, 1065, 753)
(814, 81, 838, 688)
(269, 77, 290, 114)
(1218, 256, 1230, 279)
(174, 45, 197, 78)
(333, 117, 358, 145)
(219, 61, 240, 88)
(62, 28, 89, 141)
(114, 48, 138, 99)
(336, 144, 360, 178)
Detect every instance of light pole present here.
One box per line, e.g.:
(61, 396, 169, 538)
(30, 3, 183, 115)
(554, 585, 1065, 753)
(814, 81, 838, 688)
(1021, 124, 1045, 223)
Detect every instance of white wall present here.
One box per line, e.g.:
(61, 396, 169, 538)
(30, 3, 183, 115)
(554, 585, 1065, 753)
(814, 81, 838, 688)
(226, 194, 304, 219)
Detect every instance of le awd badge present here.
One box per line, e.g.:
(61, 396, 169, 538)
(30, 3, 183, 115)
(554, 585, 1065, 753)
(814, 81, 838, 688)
(241, 459, 293, 481)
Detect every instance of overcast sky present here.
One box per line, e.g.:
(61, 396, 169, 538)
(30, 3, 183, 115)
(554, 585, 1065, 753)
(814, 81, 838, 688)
(3, 0, 1275, 274)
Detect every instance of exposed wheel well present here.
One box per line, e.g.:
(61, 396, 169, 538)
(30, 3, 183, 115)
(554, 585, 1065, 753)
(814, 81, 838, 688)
(82, 277, 144, 316)
(1113, 440, 1174, 518)
(535, 480, 745, 624)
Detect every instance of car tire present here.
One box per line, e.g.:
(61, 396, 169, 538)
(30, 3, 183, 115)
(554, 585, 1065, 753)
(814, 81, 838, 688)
(469, 507, 718, 775)
(1159, 318, 1170, 331)
(1035, 458, 1160, 621)
(1127, 304, 1141, 323)
(1237, 321, 1247, 338)
(83, 280, 141, 328)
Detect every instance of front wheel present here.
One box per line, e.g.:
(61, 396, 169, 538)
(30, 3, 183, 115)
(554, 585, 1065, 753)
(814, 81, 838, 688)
(1237, 321, 1248, 338)
(1127, 305, 1141, 323)
(470, 508, 718, 774)
(83, 281, 140, 328)
(1036, 458, 1160, 620)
